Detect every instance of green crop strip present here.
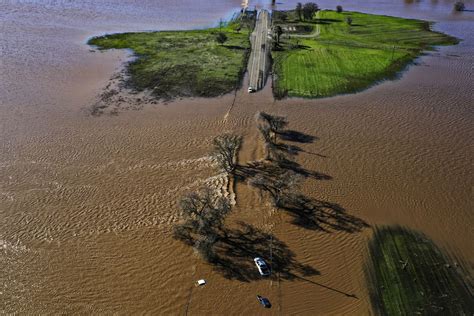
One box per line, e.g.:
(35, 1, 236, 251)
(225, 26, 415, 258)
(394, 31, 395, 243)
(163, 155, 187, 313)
(366, 226, 473, 315)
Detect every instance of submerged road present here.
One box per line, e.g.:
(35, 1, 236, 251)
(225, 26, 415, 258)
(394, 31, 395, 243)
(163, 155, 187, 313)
(248, 10, 271, 92)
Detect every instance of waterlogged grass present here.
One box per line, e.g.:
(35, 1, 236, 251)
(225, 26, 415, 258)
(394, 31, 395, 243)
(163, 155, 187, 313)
(367, 226, 473, 315)
(272, 10, 458, 98)
(88, 15, 254, 99)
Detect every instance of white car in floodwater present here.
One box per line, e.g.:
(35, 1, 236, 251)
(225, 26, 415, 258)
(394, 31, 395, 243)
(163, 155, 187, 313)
(254, 257, 270, 276)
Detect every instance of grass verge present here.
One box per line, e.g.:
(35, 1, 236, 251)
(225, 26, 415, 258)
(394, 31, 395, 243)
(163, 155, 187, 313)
(272, 10, 458, 98)
(366, 226, 473, 315)
(88, 12, 255, 100)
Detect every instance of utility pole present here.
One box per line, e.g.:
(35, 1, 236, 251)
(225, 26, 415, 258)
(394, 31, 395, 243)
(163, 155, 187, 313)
(270, 235, 273, 275)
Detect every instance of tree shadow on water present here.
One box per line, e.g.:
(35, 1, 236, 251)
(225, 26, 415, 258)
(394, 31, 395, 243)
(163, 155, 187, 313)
(277, 193, 369, 233)
(233, 162, 366, 233)
(232, 121, 367, 233)
(174, 221, 319, 282)
(212, 222, 319, 281)
(277, 129, 318, 144)
(276, 157, 333, 180)
(234, 155, 331, 182)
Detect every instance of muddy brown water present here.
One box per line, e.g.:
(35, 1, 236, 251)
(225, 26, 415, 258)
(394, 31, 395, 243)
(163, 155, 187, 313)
(1, 0, 473, 314)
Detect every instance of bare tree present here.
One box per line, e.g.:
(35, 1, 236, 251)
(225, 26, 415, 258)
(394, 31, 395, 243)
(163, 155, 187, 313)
(177, 187, 231, 260)
(248, 174, 272, 197)
(257, 123, 272, 143)
(248, 170, 302, 206)
(213, 134, 242, 173)
(257, 123, 278, 160)
(180, 187, 230, 230)
(272, 170, 303, 206)
(256, 111, 288, 134)
(256, 112, 289, 160)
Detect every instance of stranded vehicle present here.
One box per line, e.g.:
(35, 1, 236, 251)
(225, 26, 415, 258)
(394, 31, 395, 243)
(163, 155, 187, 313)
(254, 257, 270, 276)
(257, 295, 272, 308)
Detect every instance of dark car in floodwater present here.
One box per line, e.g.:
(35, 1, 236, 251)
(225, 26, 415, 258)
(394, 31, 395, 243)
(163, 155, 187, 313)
(257, 295, 271, 308)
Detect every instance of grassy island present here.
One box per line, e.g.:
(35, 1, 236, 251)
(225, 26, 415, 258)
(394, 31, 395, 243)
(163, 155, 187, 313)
(366, 226, 473, 315)
(88, 12, 255, 99)
(272, 10, 458, 98)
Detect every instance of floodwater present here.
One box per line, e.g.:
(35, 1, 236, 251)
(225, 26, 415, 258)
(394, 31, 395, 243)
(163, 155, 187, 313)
(1, 0, 473, 314)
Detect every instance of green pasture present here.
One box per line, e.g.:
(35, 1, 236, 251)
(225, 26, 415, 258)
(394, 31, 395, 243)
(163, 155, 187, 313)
(366, 226, 473, 315)
(88, 14, 253, 99)
(272, 10, 458, 98)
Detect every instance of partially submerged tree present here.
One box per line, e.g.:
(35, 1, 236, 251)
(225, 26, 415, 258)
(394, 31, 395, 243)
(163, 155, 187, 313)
(256, 111, 288, 134)
(213, 134, 242, 173)
(257, 124, 276, 160)
(176, 187, 231, 260)
(256, 112, 289, 160)
(248, 170, 302, 206)
(302, 2, 319, 20)
(215, 32, 228, 46)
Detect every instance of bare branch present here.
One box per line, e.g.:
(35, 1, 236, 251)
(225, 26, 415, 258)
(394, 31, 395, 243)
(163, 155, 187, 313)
(213, 134, 242, 173)
(256, 111, 288, 134)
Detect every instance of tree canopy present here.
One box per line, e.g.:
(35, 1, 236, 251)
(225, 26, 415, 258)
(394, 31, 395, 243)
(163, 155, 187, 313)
(295, 2, 303, 21)
(302, 2, 319, 20)
(213, 134, 242, 173)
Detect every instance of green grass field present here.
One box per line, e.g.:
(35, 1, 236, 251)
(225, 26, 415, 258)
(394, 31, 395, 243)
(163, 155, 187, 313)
(366, 226, 473, 315)
(272, 10, 458, 98)
(88, 13, 254, 99)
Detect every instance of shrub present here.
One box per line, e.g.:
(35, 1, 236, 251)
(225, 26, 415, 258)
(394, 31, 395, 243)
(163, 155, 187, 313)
(215, 32, 228, 45)
(454, 1, 465, 11)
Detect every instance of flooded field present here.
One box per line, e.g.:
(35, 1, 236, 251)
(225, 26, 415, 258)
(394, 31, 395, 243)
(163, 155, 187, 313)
(1, 0, 473, 314)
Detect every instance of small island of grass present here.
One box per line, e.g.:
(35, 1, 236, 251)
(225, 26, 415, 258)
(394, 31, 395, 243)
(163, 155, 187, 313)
(88, 12, 255, 99)
(88, 7, 458, 101)
(272, 9, 458, 98)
